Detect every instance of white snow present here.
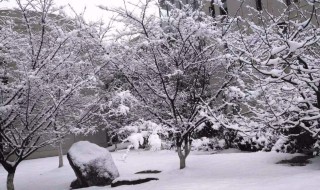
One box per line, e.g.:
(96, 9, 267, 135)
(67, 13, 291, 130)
(271, 45, 286, 55)
(125, 133, 144, 150)
(1, 150, 320, 190)
(226, 86, 245, 100)
(288, 40, 304, 52)
(68, 141, 107, 165)
(116, 104, 130, 115)
(263, 57, 283, 65)
(148, 134, 161, 151)
(192, 137, 210, 150)
(166, 69, 184, 78)
(269, 69, 283, 77)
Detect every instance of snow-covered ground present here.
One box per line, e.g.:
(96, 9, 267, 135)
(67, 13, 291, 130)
(1, 150, 320, 190)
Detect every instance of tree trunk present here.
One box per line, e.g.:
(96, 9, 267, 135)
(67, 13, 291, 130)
(177, 146, 187, 169)
(179, 156, 186, 169)
(0, 133, 3, 154)
(176, 133, 192, 170)
(316, 90, 320, 109)
(58, 141, 64, 168)
(105, 131, 110, 146)
(7, 169, 16, 190)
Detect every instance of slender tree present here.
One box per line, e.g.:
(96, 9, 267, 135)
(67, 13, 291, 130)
(100, 0, 241, 169)
(0, 1, 107, 189)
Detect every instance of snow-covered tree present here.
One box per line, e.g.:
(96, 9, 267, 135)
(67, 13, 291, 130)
(100, 0, 242, 169)
(0, 1, 107, 189)
(227, 1, 320, 154)
(98, 89, 143, 148)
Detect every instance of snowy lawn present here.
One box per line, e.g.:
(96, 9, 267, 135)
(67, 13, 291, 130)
(1, 149, 320, 190)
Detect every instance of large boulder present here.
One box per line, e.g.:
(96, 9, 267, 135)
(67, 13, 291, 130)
(67, 141, 119, 189)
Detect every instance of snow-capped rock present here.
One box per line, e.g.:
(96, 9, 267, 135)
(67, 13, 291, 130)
(67, 141, 119, 189)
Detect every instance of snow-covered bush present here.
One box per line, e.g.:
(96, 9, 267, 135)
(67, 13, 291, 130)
(125, 133, 144, 150)
(192, 121, 241, 150)
(120, 120, 166, 150)
(225, 86, 245, 101)
(148, 134, 162, 151)
(106, 90, 138, 117)
(236, 135, 274, 152)
(192, 137, 222, 151)
(192, 137, 210, 151)
(193, 123, 221, 139)
(272, 130, 316, 154)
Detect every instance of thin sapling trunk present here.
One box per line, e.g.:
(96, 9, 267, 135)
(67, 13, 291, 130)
(58, 141, 64, 168)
